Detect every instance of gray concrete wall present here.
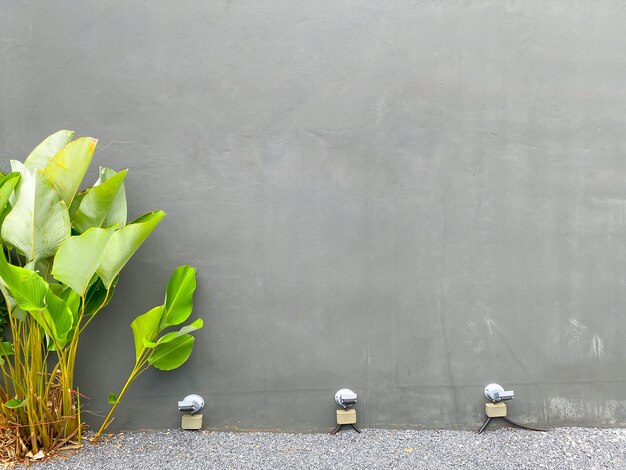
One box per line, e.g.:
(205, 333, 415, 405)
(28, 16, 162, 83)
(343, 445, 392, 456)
(2, 0, 626, 431)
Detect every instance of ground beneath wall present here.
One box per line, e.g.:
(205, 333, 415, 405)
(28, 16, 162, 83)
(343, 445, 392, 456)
(22, 427, 626, 469)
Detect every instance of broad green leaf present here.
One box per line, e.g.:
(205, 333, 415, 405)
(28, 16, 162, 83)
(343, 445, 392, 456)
(24, 130, 75, 171)
(62, 289, 81, 316)
(108, 393, 117, 405)
(130, 306, 164, 361)
(143, 318, 203, 348)
(0, 251, 72, 346)
(0, 251, 48, 311)
(52, 227, 116, 295)
(46, 285, 80, 347)
(0, 341, 14, 366)
(0, 171, 17, 232)
(41, 136, 96, 206)
(0, 172, 20, 214)
(161, 265, 196, 329)
(96, 211, 165, 289)
(72, 170, 127, 233)
(48, 283, 64, 296)
(68, 191, 86, 221)
(96, 167, 127, 228)
(60, 286, 81, 342)
(43, 289, 73, 347)
(0, 342, 14, 356)
(2, 162, 71, 262)
(20, 291, 71, 348)
(83, 276, 117, 316)
(0, 278, 16, 311)
(148, 334, 195, 371)
(4, 398, 28, 409)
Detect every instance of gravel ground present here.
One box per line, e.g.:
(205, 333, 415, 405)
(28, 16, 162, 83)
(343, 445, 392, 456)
(24, 427, 626, 469)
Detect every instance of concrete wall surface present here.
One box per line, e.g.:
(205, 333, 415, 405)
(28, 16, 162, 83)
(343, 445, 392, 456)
(2, 0, 626, 431)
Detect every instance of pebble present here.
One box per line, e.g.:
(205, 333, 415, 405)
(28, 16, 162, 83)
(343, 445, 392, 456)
(22, 427, 626, 469)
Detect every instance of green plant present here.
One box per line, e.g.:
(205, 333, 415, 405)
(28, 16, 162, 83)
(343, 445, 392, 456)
(94, 265, 202, 441)
(0, 131, 203, 463)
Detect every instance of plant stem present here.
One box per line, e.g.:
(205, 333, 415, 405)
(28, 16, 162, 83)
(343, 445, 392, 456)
(92, 362, 144, 442)
(77, 386, 82, 445)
